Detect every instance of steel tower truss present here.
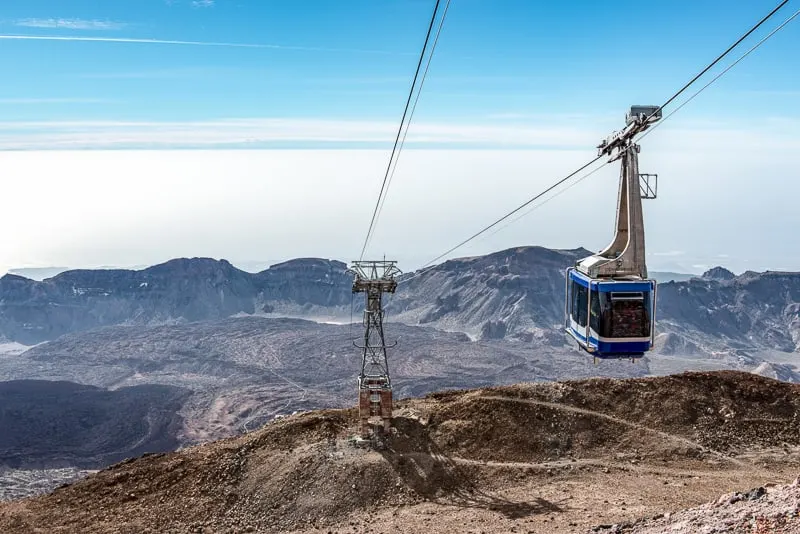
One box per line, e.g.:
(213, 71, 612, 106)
(348, 260, 401, 437)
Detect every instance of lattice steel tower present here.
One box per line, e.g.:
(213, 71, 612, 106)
(348, 260, 401, 437)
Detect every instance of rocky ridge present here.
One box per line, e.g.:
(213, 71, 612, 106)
(0, 371, 798, 533)
(2, 246, 798, 357)
(0, 257, 352, 344)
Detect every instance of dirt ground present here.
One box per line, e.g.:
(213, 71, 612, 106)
(1, 371, 799, 534)
(299, 449, 799, 534)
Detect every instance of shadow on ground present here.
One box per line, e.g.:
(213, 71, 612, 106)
(377, 416, 563, 519)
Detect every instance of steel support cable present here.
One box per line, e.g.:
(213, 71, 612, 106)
(417, 154, 605, 270)
(359, 0, 443, 262)
(404, 0, 793, 275)
(395, 160, 611, 287)
(497, 5, 800, 245)
(653, 0, 789, 117)
(482, 161, 611, 242)
(564, 6, 800, 237)
(634, 0, 790, 129)
(637, 6, 800, 144)
(371, 0, 452, 237)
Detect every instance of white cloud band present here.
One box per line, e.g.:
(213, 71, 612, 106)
(15, 18, 127, 30)
(0, 117, 795, 151)
(0, 118, 597, 150)
(0, 34, 402, 55)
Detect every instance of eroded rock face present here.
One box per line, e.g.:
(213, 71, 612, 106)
(653, 332, 703, 356)
(480, 320, 508, 340)
(657, 271, 800, 352)
(750, 361, 800, 383)
(389, 247, 800, 351)
(254, 258, 352, 306)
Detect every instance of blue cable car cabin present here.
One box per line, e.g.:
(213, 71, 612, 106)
(563, 104, 663, 360)
(565, 268, 656, 358)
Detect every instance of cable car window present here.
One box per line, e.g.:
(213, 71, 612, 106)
(571, 281, 588, 328)
(600, 291, 651, 338)
(570, 281, 579, 324)
(570, 281, 577, 323)
(589, 290, 600, 332)
(565, 277, 572, 327)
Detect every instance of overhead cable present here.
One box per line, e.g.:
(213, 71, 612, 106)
(371, 0, 453, 239)
(408, 0, 793, 274)
(417, 155, 605, 270)
(396, 160, 611, 286)
(638, 6, 800, 143)
(655, 0, 789, 115)
(359, 0, 444, 261)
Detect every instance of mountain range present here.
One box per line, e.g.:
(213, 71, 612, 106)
(0, 256, 351, 345)
(0, 244, 798, 493)
(2, 246, 798, 355)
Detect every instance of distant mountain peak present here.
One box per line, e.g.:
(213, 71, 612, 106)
(6, 266, 71, 281)
(438, 245, 593, 269)
(265, 258, 347, 272)
(142, 257, 243, 276)
(0, 273, 34, 284)
(702, 266, 736, 281)
(155, 257, 233, 268)
(1, 246, 797, 350)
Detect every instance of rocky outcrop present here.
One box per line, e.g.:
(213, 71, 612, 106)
(702, 266, 736, 281)
(751, 361, 800, 383)
(391, 248, 800, 353)
(254, 258, 352, 308)
(1, 371, 798, 534)
(653, 332, 704, 356)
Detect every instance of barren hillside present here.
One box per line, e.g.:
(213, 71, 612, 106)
(0, 380, 189, 468)
(1, 370, 798, 533)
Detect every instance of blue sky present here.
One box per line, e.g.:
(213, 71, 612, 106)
(0, 0, 797, 142)
(0, 1, 798, 276)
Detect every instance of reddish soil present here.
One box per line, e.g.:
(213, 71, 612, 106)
(0, 370, 798, 533)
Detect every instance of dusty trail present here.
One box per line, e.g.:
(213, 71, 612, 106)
(478, 395, 758, 470)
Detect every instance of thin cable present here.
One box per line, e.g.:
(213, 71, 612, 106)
(484, 5, 799, 251)
(397, 263, 439, 287)
(633, 0, 790, 129)
(482, 162, 611, 242)
(419, 155, 604, 269)
(638, 7, 800, 144)
(413, 1, 793, 270)
(657, 0, 788, 114)
(397, 161, 611, 287)
(360, 0, 443, 261)
(372, 0, 452, 233)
